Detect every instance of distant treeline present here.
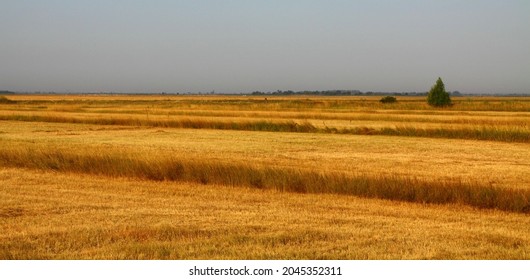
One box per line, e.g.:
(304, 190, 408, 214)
(4, 90, 530, 97)
(250, 90, 530, 97)
(251, 90, 433, 96)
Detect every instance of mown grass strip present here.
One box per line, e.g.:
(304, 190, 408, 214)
(6, 96, 530, 111)
(1, 144, 529, 213)
(2, 114, 530, 143)
(0, 114, 318, 133)
(333, 126, 530, 143)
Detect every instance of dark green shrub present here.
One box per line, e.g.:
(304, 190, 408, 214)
(0, 96, 15, 104)
(380, 96, 397, 104)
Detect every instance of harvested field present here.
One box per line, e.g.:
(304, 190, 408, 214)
(1, 95, 530, 259)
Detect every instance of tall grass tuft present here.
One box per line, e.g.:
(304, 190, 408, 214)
(1, 114, 529, 143)
(1, 144, 529, 213)
(0, 114, 319, 133)
(348, 125, 530, 143)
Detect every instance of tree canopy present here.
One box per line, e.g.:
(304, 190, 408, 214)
(427, 77, 451, 107)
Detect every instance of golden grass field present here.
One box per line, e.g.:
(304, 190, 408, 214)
(1, 94, 530, 259)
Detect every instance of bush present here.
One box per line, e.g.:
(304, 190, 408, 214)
(380, 96, 397, 104)
(0, 96, 15, 104)
(427, 77, 452, 107)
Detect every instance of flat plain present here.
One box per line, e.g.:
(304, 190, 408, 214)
(1, 94, 530, 259)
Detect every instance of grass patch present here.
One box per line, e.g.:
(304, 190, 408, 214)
(0, 114, 318, 133)
(1, 144, 528, 213)
(1, 114, 530, 142)
(335, 125, 530, 143)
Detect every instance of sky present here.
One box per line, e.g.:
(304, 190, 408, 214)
(1, 0, 529, 94)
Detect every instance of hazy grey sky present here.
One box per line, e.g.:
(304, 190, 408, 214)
(1, 0, 529, 93)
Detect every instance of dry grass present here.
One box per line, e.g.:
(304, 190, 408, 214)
(2, 121, 530, 190)
(5, 94, 530, 111)
(2, 94, 530, 259)
(3, 95, 529, 139)
(1, 168, 529, 259)
(1, 142, 528, 213)
(1, 110, 529, 142)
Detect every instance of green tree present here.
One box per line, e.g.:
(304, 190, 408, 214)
(427, 77, 451, 107)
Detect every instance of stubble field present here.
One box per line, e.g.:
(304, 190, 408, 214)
(1, 94, 529, 259)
